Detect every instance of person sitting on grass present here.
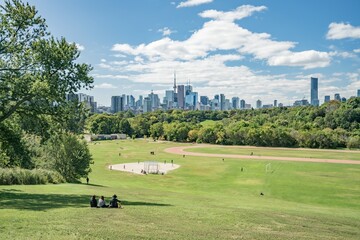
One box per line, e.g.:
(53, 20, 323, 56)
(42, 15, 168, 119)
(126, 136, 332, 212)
(109, 194, 123, 208)
(90, 195, 98, 208)
(98, 196, 109, 208)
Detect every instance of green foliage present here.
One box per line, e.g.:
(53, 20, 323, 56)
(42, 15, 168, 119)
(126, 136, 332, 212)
(43, 132, 93, 182)
(85, 97, 360, 149)
(0, 168, 65, 185)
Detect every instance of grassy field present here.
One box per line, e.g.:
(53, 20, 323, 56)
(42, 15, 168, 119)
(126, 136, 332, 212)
(1, 140, 360, 239)
(186, 145, 360, 160)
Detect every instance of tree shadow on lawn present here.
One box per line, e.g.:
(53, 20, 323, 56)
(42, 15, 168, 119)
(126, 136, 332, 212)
(0, 190, 172, 211)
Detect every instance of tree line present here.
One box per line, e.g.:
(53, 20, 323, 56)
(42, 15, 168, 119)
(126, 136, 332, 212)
(86, 98, 360, 149)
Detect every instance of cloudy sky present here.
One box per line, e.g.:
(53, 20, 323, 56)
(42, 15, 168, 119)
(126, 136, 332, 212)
(26, 0, 360, 106)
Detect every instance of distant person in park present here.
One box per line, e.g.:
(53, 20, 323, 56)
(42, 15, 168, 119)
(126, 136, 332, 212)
(90, 195, 97, 208)
(86, 177, 89, 184)
(98, 196, 109, 208)
(109, 194, 123, 208)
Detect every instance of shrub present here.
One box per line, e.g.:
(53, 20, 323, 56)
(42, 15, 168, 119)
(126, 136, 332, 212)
(0, 168, 65, 185)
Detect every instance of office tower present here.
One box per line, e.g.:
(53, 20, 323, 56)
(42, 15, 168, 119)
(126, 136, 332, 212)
(220, 94, 225, 111)
(185, 81, 192, 96)
(310, 77, 319, 106)
(334, 93, 341, 101)
(324, 95, 330, 103)
(211, 98, 220, 111)
(225, 99, 231, 110)
(274, 100, 277, 107)
(143, 97, 152, 113)
(256, 99, 262, 109)
(148, 91, 160, 109)
(111, 96, 124, 113)
(245, 103, 251, 109)
(165, 90, 174, 103)
(128, 95, 135, 108)
(293, 99, 309, 106)
(185, 92, 198, 110)
(357, 89, 360, 97)
(341, 97, 347, 102)
(177, 85, 185, 109)
(240, 99, 245, 109)
(173, 72, 177, 104)
(214, 95, 219, 101)
(200, 96, 209, 105)
(232, 97, 239, 109)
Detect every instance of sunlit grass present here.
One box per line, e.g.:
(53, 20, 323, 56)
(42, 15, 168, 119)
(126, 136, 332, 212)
(0, 140, 359, 239)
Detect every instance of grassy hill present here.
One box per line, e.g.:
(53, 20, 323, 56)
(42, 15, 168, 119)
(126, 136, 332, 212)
(1, 140, 359, 239)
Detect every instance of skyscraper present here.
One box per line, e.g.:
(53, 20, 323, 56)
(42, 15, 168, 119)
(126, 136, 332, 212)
(111, 96, 124, 113)
(200, 96, 209, 105)
(220, 94, 225, 111)
(256, 99, 262, 109)
(177, 85, 185, 109)
(143, 97, 151, 113)
(274, 100, 277, 107)
(310, 77, 319, 106)
(324, 95, 330, 103)
(240, 99, 245, 109)
(334, 93, 341, 101)
(232, 97, 239, 109)
(357, 89, 360, 97)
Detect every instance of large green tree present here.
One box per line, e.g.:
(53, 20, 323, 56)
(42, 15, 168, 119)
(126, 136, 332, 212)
(0, 0, 93, 124)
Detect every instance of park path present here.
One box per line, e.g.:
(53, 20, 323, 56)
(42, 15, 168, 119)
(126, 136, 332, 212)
(164, 145, 360, 165)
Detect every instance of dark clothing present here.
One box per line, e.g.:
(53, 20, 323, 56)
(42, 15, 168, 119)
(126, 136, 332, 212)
(90, 197, 97, 207)
(109, 198, 121, 208)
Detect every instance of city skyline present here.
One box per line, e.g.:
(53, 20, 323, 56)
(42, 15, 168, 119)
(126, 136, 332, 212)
(26, 0, 360, 106)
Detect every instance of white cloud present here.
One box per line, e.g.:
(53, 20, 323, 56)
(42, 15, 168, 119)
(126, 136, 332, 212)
(199, 5, 267, 22)
(94, 83, 117, 89)
(354, 49, 360, 53)
(177, 0, 213, 8)
(102, 5, 352, 106)
(329, 51, 356, 59)
(158, 27, 176, 36)
(112, 5, 330, 69)
(75, 43, 85, 51)
(326, 22, 360, 40)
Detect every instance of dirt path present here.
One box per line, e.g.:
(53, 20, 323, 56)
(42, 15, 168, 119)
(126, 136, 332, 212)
(164, 145, 360, 165)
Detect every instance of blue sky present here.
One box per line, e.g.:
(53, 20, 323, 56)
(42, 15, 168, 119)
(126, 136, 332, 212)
(24, 0, 360, 106)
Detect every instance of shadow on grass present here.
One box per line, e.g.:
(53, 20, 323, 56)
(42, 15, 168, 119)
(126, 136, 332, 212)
(0, 190, 172, 211)
(121, 200, 172, 207)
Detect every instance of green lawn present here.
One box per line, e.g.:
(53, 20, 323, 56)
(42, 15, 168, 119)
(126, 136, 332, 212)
(187, 145, 360, 160)
(1, 140, 360, 239)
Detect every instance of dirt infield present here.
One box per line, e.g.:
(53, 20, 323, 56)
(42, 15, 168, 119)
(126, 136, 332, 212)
(164, 145, 360, 165)
(110, 162, 180, 175)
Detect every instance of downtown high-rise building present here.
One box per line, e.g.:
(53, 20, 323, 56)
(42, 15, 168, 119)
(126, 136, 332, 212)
(232, 97, 240, 109)
(220, 94, 226, 111)
(324, 95, 330, 103)
(143, 97, 152, 113)
(310, 77, 319, 106)
(200, 96, 209, 105)
(256, 99, 262, 109)
(358, 89, 360, 97)
(240, 99, 246, 109)
(111, 96, 124, 113)
(334, 93, 341, 101)
(177, 85, 185, 109)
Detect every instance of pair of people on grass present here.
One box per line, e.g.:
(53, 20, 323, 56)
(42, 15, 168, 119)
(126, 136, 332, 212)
(90, 194, 123, 208)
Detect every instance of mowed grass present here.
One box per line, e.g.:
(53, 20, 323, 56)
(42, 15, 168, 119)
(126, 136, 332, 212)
(0, 140, 360, 239)
(187, 145, 360, 160)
